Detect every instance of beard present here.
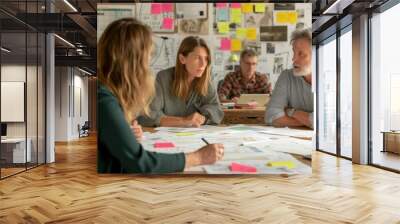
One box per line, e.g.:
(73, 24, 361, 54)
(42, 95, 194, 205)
(293, 64, 312, 77)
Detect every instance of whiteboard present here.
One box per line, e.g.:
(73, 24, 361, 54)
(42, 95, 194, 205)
(1, 82, 25, 122)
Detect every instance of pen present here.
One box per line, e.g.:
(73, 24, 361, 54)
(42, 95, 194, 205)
(201, 137, 209, 145)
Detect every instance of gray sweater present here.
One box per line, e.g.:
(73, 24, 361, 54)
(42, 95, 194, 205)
(138, 67, 224, 127)
(265, 69, 314, 127)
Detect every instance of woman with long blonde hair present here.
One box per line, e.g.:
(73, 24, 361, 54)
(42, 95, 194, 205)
(139, 36, 224, 127)
(98, 18, 224, 173)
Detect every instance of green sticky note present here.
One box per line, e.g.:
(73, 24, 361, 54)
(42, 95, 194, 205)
(230, 8, 242, 24)
(217, 22, 229, 34)
(254, 3, 266, 13)
(175, 132, 196, 136)
(236, 28, 247, 39)
(267, 161, 296, 169)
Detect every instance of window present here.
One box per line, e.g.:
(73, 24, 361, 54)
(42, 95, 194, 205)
(339, 28, 352, 158)
(317, 36, 337, 154)
(371, 2, 400, 171)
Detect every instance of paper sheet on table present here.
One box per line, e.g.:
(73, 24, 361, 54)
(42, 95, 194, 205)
(257, 126, 314, 138)
(203, 160, 298, 175)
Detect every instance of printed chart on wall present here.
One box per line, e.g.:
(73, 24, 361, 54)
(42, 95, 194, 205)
(97, 4, 136, 39)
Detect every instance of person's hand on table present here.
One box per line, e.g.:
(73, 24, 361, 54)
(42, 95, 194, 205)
(131, 120, 143, 142)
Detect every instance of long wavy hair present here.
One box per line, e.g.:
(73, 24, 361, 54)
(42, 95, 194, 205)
(98, 18, 155, 124)
(172, 36, 211, 100)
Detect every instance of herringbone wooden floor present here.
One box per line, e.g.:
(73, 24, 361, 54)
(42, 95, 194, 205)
(1, 135, 400, 224)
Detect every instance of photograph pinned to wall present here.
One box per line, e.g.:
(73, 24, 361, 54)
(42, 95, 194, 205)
(243, 40, 262, 56)
(260, 26, 287, 42)
(266, 43, 275, 54)
(273, 52, 289, 75)
(214, 51, 225, 66)
(274, 3, 295, 11)
(136, 3, 176, 33)
(243, 3, 273, 27)
(296, 22, 305, 30)
(296, 9, 305, 19)
(176, 3, 209, 34)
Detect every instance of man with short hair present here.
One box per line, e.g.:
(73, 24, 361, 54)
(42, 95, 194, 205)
(218, 49, 272, 103)
(265, 29, 313, 129)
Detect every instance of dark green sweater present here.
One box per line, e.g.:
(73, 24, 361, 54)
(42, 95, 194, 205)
(97, 84, 185, 173)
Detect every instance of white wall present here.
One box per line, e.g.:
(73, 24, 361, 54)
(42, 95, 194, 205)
(54, 67, 89, 141)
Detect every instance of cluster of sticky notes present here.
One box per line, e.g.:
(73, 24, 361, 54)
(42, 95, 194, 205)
(267, 161, 296, 169)
(230, 162, 257, 173)
(275, 11, 298, 25)
(150, 3, 175, 30)
(220, 38, 242, 51)
(154, 141, 175, 149)
(151, 3, 173, 14)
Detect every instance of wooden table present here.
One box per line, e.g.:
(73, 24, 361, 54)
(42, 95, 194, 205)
(222, 107, 266, 124)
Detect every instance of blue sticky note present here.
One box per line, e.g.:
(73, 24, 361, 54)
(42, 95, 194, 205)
(216, 8, 229, 22)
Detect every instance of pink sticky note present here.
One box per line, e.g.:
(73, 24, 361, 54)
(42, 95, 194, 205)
(220, 38, 231, 51)
(151, 3, 162, 14)
(230, 162, 257, 173)
(216, 3, 227, 8)
(154, 142, 175, 149)
(162, 3, 173, 13)
(162, 18, 174, 30)
(230, 3, 241, 8)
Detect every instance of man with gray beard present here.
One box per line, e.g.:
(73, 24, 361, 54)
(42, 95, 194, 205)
(265, 29, 313, 129)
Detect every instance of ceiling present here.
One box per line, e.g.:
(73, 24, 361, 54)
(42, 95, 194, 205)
(0, 0, 395, 75)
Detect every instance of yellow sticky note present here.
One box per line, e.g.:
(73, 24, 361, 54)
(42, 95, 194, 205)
(231, 39, 242, 51)
(267, 161, 296, 169)
(246, 28, 257, 40)
(236, 28, 246, 39)
(276, 12, 298, 25)
(230, 8, 242, 24)
(176, 132, 196, 137)
(217, 22, 229, 34)
(254, 3, 266, 13)
(241, 3, 253, 13)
